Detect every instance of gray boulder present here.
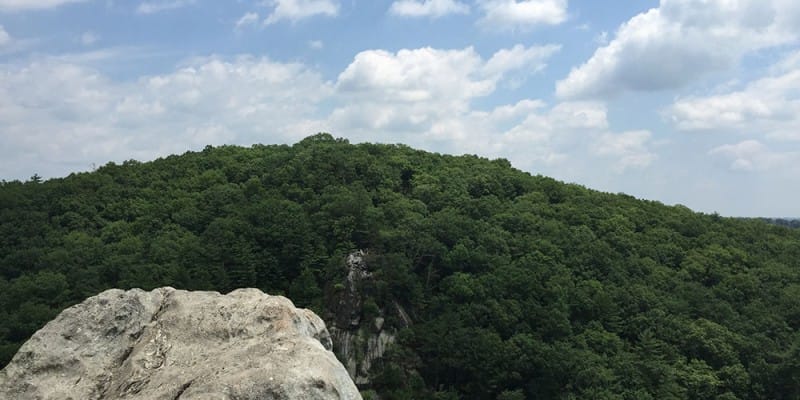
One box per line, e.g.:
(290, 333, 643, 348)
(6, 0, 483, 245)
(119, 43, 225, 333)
(0, 287, 362, 400)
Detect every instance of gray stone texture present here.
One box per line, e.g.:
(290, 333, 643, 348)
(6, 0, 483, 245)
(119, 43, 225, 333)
(0, 287, 361, 400)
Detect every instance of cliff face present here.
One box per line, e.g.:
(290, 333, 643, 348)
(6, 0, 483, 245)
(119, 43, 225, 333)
(0, 287, 361, 400)
(328, 251, 409, 386)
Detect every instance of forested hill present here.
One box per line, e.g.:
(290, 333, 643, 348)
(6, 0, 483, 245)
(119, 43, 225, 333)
(2, 134, 800, 399)
(759, 218, 800, 229)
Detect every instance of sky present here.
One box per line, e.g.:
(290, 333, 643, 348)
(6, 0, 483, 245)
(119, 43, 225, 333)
(1, 0, 799, 217)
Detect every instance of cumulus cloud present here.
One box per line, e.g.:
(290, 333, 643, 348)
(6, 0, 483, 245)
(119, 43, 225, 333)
(483, 43, 560, 77)
(136, 0, 196, 14)
(709, 140, 800, 172)
(491, 101, 607, 167)
(332, 45, 556, 128)
(0, 0, 87, 11)
(0, 55, 331, 179)
(326, 46, 652, 173)
(328, 47, 501, 141)
(668, 52, 800, 142)
(389, 0, 469, 18)
(263, 0, 339, 25)
(0, 45, 656, 181)
(556, 0, 800, 99)
(488, 101, 656, 172)
(594, 130, 657, 172)
(477, 0, 568, 31)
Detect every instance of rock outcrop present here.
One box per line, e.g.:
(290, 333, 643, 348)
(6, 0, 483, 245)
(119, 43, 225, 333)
(0, 287, 361, 400)
(328, 251, 410, 386)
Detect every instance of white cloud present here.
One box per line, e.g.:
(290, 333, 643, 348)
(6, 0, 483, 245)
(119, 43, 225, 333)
(494, 101, 608, 167)
(0, 25, 10, 46)
(0, 45, 656, 183)
(488, 101, 658, 173)
(308, 40, 323, 49)
(325, 45, 652, 173)
(541, 100, 608, 130)
(477, 0, 568, 31)
(709, 140, 800, 172)
(136, 0, 195, 14)
(333, 45, 556, 120)
(594, 130, 657, 171)
(389, 0, 469, 18)
(0, 55, 331, 179)
(483, 43, 560, 78)
(235, 12, 260, 30)
(335, 47, 495, 104)
(263, 0, 339, 25)
(668, 50, 800, 140)
(556, 0, 800, 99)
(328, 47, 500, 141)
(0, 0, 87, 11)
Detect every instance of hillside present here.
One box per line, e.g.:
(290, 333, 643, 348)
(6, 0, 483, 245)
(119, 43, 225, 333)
(1, 134, 800, 399)
(759, 218, 800, 229)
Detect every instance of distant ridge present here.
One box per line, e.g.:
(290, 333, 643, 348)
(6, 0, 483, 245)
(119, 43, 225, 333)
(756, 218, 800, 229)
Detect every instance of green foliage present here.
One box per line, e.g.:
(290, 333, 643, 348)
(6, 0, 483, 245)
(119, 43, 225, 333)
(1, 136, 800, 399)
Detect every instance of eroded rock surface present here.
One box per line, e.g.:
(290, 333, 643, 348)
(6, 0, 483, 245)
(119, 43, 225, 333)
(0, 287, 361, 400)
(328, 251, 409, 386)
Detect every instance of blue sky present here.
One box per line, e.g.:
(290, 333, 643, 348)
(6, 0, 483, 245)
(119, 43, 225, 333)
(1, 0, 799, 217)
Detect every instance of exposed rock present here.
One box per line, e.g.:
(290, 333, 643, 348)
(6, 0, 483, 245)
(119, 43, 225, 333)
(327, 250, 410, 386)
(331, 328, 396, 386)
(338, 250, 370, 328)
(0, 287, 361, 400)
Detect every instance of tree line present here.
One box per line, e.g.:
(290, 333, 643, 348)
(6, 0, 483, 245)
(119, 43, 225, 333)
(1, 134, 799, 399)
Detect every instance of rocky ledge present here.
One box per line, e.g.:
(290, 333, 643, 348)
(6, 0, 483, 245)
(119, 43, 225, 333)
(0, 287, 361, 400)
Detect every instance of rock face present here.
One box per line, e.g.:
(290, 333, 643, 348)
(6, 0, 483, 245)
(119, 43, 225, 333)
(0, 287, 362, 400)
(328, 251, 409, 386)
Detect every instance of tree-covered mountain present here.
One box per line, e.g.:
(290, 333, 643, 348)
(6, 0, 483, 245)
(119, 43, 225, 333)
(1, 134, 799, 399)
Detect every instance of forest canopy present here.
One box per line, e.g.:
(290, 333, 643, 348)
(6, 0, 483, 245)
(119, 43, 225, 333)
(1, 134, 799, 399)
